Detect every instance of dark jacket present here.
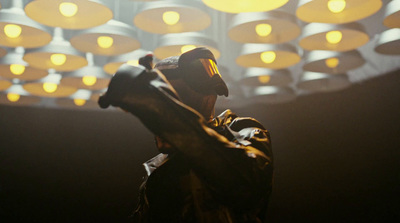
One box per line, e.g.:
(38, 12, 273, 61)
(99, 65, 273, 223)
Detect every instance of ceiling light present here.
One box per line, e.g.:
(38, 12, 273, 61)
(327, 0, 346, 13)
(240, 68, 293, 86)
(103, 49, 152, 75)
(154, 32, 220, 60)
(97, 36, 113, 49)
(383, 0, 400, 28)
(326, 31, 343, 44)
(70, 20, 140, 56)
(303, 50, 365, 74)
(23, 71, 77, 98)
(4, 24, 21, 38)
(297, 71, 351, 92)
(0, 47, 47, 81)
(59, 2, 78, 17)
(61, 53, 111, 90)
(202, 0, 289, 13)
(236, 43, 300, 69)
(296, 0, 382, 24)
(243, 86, 296, 104)
(56, 89, 98, 109)
(25, 0, 112, 29)
(0, 84, 40, 106)
(260, 51, 276, 64)
(134, 1, 211, 34)
(228, 11, 300, 44)
(0, 1, 52, 48)
(163, 11, 180, 25)
(23, 28, 87, 71)
(374, 28, 400, 55)
(299, 22, 369, 52)
(255, 24, 272, 37)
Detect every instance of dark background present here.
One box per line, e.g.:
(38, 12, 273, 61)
(1, 69, 399, 222)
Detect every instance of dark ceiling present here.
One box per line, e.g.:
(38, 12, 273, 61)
(1, 69, 400, 222)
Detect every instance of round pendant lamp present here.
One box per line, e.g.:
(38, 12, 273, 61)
(23, 28, 88, 71)
(236, 43, 301, 69)
(0, 84, 40, 106)
(133, 0, 211, 34)
(0, 0, 52, 48)
(0, 47, 47, 81)
(153, 32, 220, 59)
(23, 71, 77, 98)
(374, 28, 400, 55)
(228, 11, 301, 44)
(70, 20, 140, 56)
(56, 89, 98, 109)
(61, 54, 111, 90)
(103, 49, 152, 75)
(240, 68, 293, 86)
(299, 22, 369, 52)
(24, 0, 113, 30)
(297, 71, 351, 92)
(384, 0, 400, 28)
(244, 86, 296, 104)
(296, 0, 382, 24)
(202, 0, 289, 14)
(303, 50, 365, 74)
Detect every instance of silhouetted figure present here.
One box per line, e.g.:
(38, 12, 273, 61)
(99, 47, 273, 223)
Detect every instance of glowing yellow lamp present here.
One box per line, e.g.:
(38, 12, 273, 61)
(73, 98, 86, 106)
(43, 82, 58, 93)
(163, 11, 180, 25)
(328, 0, 346, 13)
(7, 93, 20, 102)
(325, 57, 340, 68)
(255, 24, 272, 37)
(4, 24, 22, 38)
(82, 76, 97, 86)
(127, 60, 139, 66)
(50, 54, 67, 66)
(97, 36, 113, 49)
(260, 51, 276, 64)
(326, 31, 343, 44)
(181, 45, 196, 54)
(10, 64, 26, 75)
(59, 2, 78, 17)
(258, 75, 271, 84)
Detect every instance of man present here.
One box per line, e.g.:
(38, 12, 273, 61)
(98, 48, 273, 222)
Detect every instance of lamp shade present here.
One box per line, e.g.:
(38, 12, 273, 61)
(296, 0, 382, 24)
(56, 89, 98, 109)
(0, 84, 40, 106)
(236, 43, 301, 69)
(24, 0, 113, 29)
(154, 32, 220, 59)
(70, 20, 140, 56)
(133, 0, 211, 34)
(202, 0, 289, 14)
(240, 68, 293, 86)
(299, 22, 369, 52)
(23, 28, 88, 71)
(297, 71, 351, 92)
(103, 49, 152, 75)
(303, 50, 365, 74)
(23, 72, 77, 98)
(228, 11, 301, 44)
(384, 0, 400, 28)
(0, 2, 52, 48)
(0, 47, 47, 81)
(61, 66, 111, 90)
(243, 86, 296, 104)
(374, 28, 400, 55)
